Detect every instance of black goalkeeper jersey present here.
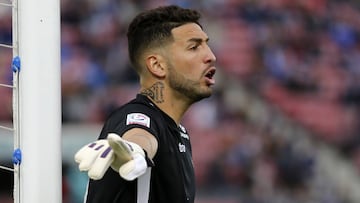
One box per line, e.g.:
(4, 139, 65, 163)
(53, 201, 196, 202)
(84, 94, 195, 203)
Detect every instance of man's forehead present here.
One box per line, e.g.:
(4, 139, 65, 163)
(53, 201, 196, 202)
(171, 23, 208, 42)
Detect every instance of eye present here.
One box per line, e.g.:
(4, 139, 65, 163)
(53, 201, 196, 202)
(189, 45, 198, 51)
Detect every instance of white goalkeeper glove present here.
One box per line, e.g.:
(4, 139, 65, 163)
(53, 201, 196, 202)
(74, 133, 154, 181)
(107, 133, 154, 181)
(74, 139, 114, 180)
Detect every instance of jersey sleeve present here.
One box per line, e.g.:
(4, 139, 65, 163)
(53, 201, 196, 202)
(98, 103, 161, 142)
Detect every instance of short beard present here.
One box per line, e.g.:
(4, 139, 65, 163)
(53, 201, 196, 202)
(168, 64, 211, 103)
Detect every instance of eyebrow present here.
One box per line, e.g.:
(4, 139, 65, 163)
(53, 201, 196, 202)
(187, 37, 209, 44)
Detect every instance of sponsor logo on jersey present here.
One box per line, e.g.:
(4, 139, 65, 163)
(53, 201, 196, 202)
(179, 125, 189, 139)
(126, 113, 150, 127)
(179, 143, 186, 153)
(179, 125, 186, 133)
(180, 132, 189, 140)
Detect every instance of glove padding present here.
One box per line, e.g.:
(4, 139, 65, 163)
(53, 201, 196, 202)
(74, 139, 114, 180)
(74, 133, 152, 181)
(107, 133, 150, 181)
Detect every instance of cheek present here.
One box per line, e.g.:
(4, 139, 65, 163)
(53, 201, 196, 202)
(171, 58, 193, 75)
(181, 64, 199, 79)
(169, 51, 202, 76)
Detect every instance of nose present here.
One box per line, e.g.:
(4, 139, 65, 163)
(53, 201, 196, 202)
(204, 45, 216, 64)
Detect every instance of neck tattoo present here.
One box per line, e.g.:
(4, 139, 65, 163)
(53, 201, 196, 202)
(141, 82, 164, 103)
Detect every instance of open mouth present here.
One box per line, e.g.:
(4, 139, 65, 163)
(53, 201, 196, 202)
(204, 68, 216, 85)
(205, 68, 216, 79)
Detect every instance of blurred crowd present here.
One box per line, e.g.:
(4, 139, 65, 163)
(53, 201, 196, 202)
(1, 0, 360, 202)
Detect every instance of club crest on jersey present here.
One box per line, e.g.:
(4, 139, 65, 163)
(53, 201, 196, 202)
(126, 113, 150, 127)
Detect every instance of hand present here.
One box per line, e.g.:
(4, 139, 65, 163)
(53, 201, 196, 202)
(74, 133, 152, 181)
(74, 139, 114, 180)
(107, 133, 149, 181)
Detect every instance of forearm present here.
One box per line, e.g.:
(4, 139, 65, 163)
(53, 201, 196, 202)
(121, 128, 158, 159)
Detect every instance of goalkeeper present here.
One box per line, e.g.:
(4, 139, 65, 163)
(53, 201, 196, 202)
(74, 4, 217, 203)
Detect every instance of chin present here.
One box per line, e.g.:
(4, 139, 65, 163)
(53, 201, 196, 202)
(190, 91, 212, 103)
(203, 87, 213, 97)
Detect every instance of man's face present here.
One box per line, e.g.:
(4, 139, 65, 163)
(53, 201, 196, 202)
(164, 23, 217, 103)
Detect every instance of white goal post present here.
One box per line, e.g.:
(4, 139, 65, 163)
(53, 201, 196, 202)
(16, 0, 62, 202)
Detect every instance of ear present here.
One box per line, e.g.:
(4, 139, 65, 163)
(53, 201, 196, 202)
(145, 54, 166, 78)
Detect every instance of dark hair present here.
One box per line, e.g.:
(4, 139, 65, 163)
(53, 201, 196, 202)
(127, 5, 202, 73)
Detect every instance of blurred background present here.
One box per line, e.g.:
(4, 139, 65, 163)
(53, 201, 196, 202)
(1, 0, 360, 202)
